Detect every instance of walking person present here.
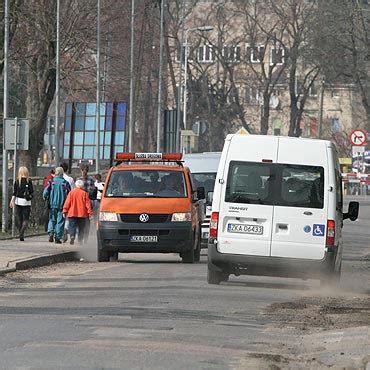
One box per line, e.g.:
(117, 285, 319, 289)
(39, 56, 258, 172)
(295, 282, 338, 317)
(9, 166, 34, 241)
(63, 180, 93, 245)
(78, 164, 97, 238)
(43, 167, 71, 244)
(94, 173, 104, 208)
(43, 169, 55, 232)
(60, 162, 75, 242)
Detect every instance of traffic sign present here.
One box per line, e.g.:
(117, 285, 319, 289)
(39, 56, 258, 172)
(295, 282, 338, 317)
(350, 129, 367, 146)
(4, 118, 29, 150)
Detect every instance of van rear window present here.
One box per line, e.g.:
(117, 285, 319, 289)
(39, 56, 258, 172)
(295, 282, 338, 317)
(225, 161, 324, 209)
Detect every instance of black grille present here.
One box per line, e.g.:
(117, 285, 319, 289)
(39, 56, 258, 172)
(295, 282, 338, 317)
(120, 214, 170, 223)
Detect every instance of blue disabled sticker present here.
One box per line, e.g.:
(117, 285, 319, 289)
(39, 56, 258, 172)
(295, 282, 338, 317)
(312, 224, 325, 237)
(303, 225, 311, 233)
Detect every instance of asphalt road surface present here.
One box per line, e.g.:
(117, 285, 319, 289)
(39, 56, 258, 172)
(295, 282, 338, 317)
(0, 197, 368, 369)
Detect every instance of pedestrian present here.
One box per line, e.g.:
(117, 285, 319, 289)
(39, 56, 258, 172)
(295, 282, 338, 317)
(43, 166, 71, 244)
(60, 162, 75, 242)
(78, 163, 97, 237)
(9, 166, 34, 241)
(43, 169, 55, 188)
(43, 169, 55, 232)
(94, 173, 104, 206)
(78, 163, 97, 200)
(63, 179, 93, 245)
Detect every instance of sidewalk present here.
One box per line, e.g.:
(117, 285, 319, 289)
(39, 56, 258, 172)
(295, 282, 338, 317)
(0, 235, 81, 275)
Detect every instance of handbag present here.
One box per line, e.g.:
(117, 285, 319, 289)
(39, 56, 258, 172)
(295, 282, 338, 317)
(24, 181, 33, 201)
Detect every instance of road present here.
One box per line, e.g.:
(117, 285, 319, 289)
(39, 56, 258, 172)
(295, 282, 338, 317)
(0, 198, 368, 369)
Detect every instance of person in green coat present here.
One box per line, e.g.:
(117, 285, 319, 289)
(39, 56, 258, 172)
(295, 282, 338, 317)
(43, 167, 71, 243)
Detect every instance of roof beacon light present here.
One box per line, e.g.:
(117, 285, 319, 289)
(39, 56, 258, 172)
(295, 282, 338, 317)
(116, 152, 182, 161)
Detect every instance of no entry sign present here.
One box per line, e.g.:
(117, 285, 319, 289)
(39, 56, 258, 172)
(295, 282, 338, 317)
(350, 129, 367, 146)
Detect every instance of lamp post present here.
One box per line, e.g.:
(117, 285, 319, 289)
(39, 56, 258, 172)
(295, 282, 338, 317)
(95, 0, 101, 173)
(55, 0, 60, 166)
(182, 26, 213, 133)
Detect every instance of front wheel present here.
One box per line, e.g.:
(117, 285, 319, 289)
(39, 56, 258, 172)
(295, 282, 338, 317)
(181, 248, 194, 263)
(97, 248, 109, 262)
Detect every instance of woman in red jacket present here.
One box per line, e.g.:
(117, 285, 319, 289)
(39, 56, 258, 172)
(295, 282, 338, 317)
(62, 179, 93, 245)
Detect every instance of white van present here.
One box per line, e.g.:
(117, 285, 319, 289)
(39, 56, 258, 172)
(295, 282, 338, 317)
(208, 135, 359, 284)
(183, 152, 221, 247)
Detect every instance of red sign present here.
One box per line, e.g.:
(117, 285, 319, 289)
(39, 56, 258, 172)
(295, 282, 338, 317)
(350, 129, 367, 146)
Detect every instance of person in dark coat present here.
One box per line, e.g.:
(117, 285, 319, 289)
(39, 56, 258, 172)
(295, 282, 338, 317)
(9, 166, 34, 241)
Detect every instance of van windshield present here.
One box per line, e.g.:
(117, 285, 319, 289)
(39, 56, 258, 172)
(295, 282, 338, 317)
(105, 170, 187, 198)
(192, 173, 217, 194)
(225, 161, 324, 209)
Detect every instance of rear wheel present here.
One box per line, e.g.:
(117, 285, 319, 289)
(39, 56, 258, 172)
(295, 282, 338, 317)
(207, 266, 223, 285)
(181, 248, 194, 263)
(97, 248, 109, 262)
(194, 227, 201, 262)
(320, 262, 341, 287)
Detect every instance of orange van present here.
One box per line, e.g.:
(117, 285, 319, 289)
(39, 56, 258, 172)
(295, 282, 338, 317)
(97, 153, 205, 263)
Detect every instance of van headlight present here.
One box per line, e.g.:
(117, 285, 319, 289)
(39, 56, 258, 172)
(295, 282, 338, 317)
(171, 212, 191, 222)
(99, 212, 119, 222)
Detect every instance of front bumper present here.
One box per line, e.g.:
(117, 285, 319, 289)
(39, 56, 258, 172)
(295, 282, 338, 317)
(97, 221, 193, 254)
(208, 239, 338, 279)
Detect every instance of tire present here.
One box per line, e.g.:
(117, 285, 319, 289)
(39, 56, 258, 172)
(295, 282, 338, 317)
(109, 251, 119, 261)
(97, 248, 110, 262)
(320, 263, 341, 287)
(194, 228, 201, 262)
(207, 266, 223, 285)
(181, 248, 195, 263)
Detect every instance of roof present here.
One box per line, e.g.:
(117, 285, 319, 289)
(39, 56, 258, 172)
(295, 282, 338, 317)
(111, 164, 186, 172)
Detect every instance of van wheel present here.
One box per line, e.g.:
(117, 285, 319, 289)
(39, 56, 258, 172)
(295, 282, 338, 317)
(97, 248, 110, 262)
(194, 228, 201, 262)
(181, 248, 195, 263)
(109, 252, 119, 261)
(320, 265, 341, 287)
(207, 267, 223, 285)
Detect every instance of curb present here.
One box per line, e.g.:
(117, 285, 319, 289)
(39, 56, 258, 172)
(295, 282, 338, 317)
(0, 251, 78, 276)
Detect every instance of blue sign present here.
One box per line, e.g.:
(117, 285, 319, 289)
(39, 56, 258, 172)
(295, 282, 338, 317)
(313, 224, 325, 237)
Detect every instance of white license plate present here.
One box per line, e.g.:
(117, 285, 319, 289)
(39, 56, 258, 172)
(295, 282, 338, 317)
(227, 224, 263, 235)
(130, 235, 158, 242)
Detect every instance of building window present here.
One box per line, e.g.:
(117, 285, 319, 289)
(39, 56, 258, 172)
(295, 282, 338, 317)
(246, 44, 265, 63)
(332, 89, 340, 98)
(198, 44, 214, 63)
(176, 45, 194, 63)
(222, 45, 241, 63)
(245, 86, 260, 105)
(270, 46, 284, 65)
(309, 81, 318, 97)
(63, 102, 126, 163)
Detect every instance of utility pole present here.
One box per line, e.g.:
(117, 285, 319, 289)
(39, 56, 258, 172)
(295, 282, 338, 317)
(55, 0, 60, 166)
(318, 79, 325, 139)
(95, 0, 101, 173)
(156, 0, 165, 152)
(176, 0, 185, 152)
(2, 0, 9, 233)
(128, 0, 135, 152)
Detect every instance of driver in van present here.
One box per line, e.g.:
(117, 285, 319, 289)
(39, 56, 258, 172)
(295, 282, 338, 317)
(112, 173, 134, 195)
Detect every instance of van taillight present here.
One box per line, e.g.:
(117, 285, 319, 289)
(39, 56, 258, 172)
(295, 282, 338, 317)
(326, 220, 335, 246)
(210, 212, 219, 238)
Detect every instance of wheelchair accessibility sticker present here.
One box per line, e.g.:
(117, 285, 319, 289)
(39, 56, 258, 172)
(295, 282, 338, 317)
(312, 224, 325, 236)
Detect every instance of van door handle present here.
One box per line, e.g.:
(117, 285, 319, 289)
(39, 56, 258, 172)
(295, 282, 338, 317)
(277, 224, 288, 230)
(304, 211, 313, 216)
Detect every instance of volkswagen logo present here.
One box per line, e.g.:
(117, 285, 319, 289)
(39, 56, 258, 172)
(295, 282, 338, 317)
(139, 213, 149, 223)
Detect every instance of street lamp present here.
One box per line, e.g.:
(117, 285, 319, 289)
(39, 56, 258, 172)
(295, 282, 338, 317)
(183, 26, 213, 132)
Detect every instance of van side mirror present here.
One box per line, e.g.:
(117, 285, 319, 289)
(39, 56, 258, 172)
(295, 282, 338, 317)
(343, 201, 359, 221)
(196, 186, 205, 200)
(207, 191, 214, 205)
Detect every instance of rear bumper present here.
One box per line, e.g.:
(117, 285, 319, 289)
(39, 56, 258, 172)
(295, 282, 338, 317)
(97, 221, 193, 254)
(208, 239, 338, 279)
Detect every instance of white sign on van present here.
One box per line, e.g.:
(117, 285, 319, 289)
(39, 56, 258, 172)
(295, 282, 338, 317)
(135, 153, 162, 159)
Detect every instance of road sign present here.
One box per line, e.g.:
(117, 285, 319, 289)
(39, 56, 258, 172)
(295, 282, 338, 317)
(352, 146, 365, 156)
(350, 129, 367, 146)
(235, 127, 249, 135)
(4, 118, 29, 150)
